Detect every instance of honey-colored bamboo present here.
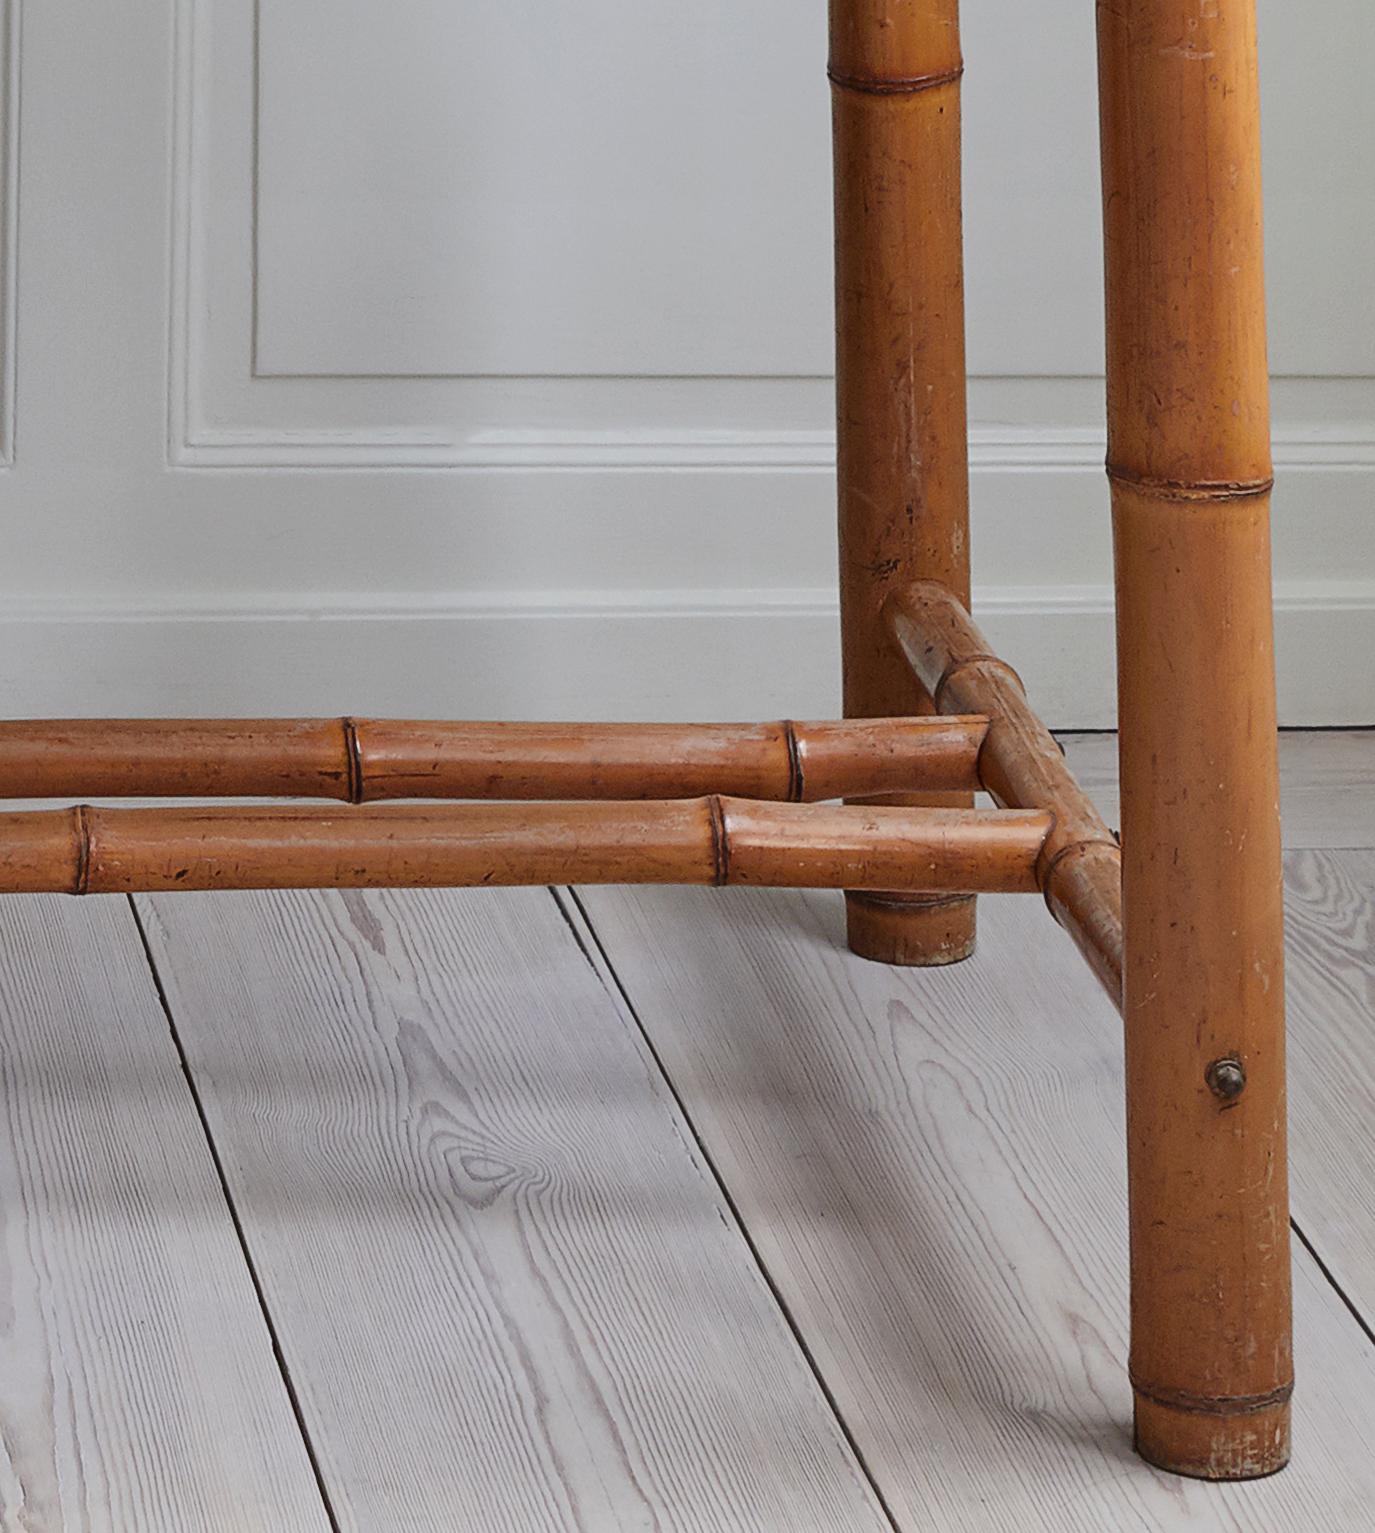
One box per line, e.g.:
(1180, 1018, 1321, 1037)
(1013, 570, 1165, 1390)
(831, 0, 976, 967)
(1098, 0, 1291, 1478)
(0, 716, 987, 803)
(886, 582, 1123, 1005)
(0, 799, 1051, 897)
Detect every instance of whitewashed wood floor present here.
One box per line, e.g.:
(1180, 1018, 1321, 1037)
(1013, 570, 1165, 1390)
(3, 732, 1375, 1531)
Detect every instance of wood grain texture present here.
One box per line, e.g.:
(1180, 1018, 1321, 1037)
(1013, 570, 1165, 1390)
(137, 886, 892, 1533)
(1063, 732, 1375, 850)
(577, 883, 1375, 1526)
(0, 896, 331, 1533)
(1283, 849, 1375, 1315)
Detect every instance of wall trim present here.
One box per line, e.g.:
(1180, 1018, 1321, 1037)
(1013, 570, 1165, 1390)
(167, 420, 1375, 473)
(1, 582, 1370, 728)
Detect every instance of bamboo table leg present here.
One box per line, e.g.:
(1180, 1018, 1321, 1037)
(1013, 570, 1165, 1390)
(831, 0, 975, 965)
(1098, 0, 1292, 1478)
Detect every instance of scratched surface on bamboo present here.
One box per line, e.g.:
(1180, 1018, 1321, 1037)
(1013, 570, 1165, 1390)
(0, 896, 331, 1533)
(137, 886, 890, 1533)
(577, 884, 1375, 1529)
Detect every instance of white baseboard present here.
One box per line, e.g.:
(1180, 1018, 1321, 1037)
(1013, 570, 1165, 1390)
(0, 583, 1368, 728)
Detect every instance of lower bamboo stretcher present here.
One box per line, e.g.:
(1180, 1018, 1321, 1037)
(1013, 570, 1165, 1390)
(0, 635, 1112, 986)
(0, 647, 1113, 966)
(0, 799, 1051, 897)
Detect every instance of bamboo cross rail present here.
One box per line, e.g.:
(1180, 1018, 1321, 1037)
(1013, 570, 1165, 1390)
(0, 716, 987, 803)
(886, 582, 1124, 1005)
(0, 799, 1051, 897)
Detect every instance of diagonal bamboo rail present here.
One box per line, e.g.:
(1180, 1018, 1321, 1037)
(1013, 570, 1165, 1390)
(0, 799, 1051, 897)
(885, 582, 1124, 1005)
(0, 716, 987, 803)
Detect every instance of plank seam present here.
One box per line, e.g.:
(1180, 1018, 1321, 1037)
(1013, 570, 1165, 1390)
(556, 887, 904, 1533)
(126, 895, 345, 1533)
(1291, 1217, 1375, 1353)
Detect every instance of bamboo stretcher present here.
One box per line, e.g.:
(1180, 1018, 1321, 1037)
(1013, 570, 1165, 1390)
(5, 0, 1290, 1485)
(0, 798, 1051, 897)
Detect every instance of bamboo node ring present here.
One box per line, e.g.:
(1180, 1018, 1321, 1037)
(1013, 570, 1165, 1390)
(1038, 833, 1119, 905)
(72, 804, 93, 897)
(847, 890, 970, 914)
(1105, 464, 1275, 504)
(826, 64, 963, 96)
(341, 717, 364, 804)
(1128, 1376, 1292, 1417)
(706, 795, 730, 887)
(933, 654, 1025, 715)
(781, 720, 805, 803)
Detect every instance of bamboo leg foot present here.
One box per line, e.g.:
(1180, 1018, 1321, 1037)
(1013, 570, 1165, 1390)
(844, 891, 975, 966)
(1132, 1391, 1291, 1482)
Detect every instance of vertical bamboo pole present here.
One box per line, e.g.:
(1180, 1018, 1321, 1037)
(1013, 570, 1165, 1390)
(831, 0, 974, 965)
(1097, 0, 1292, 1478)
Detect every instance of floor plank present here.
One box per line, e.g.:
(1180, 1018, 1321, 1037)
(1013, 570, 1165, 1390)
(0, 896, 332, 1533)
(1063, 730, 1375, 848)
(1284, 849, 1375, 1317)
(137, 886, 892, 1533)
(576, 883, 1375, 1530)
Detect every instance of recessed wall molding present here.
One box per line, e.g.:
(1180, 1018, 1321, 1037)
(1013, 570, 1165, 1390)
(147, 0, 1375, 721)
(168, 1, 1375, 479)
(171, 419, 1375, 474)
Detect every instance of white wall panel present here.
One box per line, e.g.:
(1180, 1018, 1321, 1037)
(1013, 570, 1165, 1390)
(255, 0, 832, 378)
(0, 0, 18, 466)
(0, 0, 1368, 726)
(1258, 1, 1375, 374)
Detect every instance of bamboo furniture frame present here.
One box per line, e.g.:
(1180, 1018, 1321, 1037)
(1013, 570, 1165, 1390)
(9, 0, 1290, 1483)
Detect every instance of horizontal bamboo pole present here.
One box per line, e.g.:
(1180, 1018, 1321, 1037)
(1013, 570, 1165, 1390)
(0, 717, 987, 803)
(886, 581, 1123, 1005)
(0, 799, 1050, 897)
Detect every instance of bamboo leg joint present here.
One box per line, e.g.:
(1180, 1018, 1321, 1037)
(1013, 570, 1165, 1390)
(341, 717, 364, 804)
(72, 804, 93, 897)
(707, 795, 730, 886)
(781, 720, 805, 803)
(934, 654, 1026, 716)
(827, 64, 963, 96)
(885, 582, 1125, 1005)
(1106, 465, 1276, 505)
(1130, 1377, 1294, 1418)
